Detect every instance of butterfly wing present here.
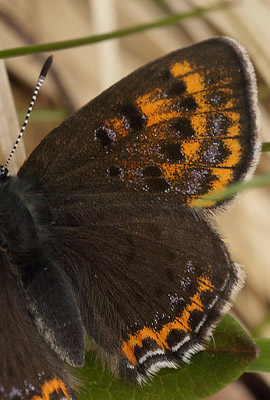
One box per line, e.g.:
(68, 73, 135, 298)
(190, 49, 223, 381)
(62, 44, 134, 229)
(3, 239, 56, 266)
(46, 201, 244, 382)
(5, 37, 259, 387)
(18, 37, 260, 208)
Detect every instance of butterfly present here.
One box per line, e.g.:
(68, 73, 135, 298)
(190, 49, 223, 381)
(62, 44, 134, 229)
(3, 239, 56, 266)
(0, 37, 260, 399)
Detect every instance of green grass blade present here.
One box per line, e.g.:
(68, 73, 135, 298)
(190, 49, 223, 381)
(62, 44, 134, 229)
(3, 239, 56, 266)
(262, 142, 270, 152)
(195, 174, 270, 207)
(246, 338, 270, 373)
(0, 3, 229, 59)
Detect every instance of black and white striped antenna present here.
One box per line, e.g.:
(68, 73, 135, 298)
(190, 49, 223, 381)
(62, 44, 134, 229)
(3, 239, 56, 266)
(0, 56, 53, 177)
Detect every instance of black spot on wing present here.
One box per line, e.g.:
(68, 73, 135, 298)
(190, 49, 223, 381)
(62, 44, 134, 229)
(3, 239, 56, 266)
(118, 103, 146, 132)
(95, 126, 115, 146)
(180, 97, 198, 111)
(161, 143, 185, 162)
(144, 177, 170, 192)
(108, 166, 122, 177)
(169, 118, 195, 139)
(166, 329, 187, 349)
(160, 69, 172, 81)
(143, 166, 162, 178)
(167, 81, 186, 97)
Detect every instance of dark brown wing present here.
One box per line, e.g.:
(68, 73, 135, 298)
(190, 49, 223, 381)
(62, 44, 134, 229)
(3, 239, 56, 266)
(46, 201, 244, 382)
(14, 37, 257, 383)
(18, 37, 260, 208)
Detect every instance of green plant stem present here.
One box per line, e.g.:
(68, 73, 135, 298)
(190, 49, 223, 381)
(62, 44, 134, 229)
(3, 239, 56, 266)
(197, 174, 270, 205)
(17, 109, 68, 122)
(251, 313, 270, 338)
(0, 3, 228, 59)
(262, 142, 270, 152)
(246, 338, 270, 373)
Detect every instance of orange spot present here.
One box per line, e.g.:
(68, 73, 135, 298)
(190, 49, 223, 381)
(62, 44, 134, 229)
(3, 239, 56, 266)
(157, 163, 184, 181)
(31, 377, 70, 400)
(190, 113, 208, 138)
(122, 276, 213, 365)
(189, 292, 204, 312)
(211, 167, 234, 191)
(136, 89, 179, 127)
(227, 111, 240, 124)
(227, 122, 240, 137)
(199, 277, 214, 290)
(217, 87, 233, 97)
(182, 72, 209, 138)
(188, 138, 242, 208)
(189, 166, 235, 208)
(105, 117, 129, 138)
(184, 72, 205, 95)
(158, 315, 189, 344)
(181, 141, 201, 162)
(222, 138, 242, 168)
(190, 166, 235, 208)
(225, 111, 241, 138)
(127, 327, 168, 350)
(219, 75, 233, 87)
(170, 61, 193, 77)
(122, 342, 137, 366)
(223, 99, 234, 110)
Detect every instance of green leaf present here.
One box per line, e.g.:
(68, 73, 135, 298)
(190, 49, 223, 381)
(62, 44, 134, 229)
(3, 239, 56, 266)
(75, 315, 258, 400)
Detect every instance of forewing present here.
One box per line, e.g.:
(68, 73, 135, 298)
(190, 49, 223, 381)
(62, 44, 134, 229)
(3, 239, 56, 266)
(18, 37, 259, 208)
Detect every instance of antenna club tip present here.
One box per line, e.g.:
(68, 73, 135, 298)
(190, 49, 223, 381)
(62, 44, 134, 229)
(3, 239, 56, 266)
(40, 55, 53, 79)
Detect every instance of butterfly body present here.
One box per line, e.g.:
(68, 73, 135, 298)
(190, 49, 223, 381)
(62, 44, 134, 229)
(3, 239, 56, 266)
(0, 37, 260, 398)
(0, 176, 84, 398)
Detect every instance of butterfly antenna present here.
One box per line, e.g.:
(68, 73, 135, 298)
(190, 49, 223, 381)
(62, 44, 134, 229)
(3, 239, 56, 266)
(1, 56, 53, 176)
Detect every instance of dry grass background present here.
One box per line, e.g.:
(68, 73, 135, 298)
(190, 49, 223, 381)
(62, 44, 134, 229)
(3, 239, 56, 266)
(0, 0, 269, 398)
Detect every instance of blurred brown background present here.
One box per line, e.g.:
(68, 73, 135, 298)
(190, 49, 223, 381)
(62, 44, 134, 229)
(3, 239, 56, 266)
(0, 0, 269, 398)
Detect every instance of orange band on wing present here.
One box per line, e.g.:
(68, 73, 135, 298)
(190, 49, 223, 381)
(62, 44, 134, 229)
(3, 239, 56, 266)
(170, 60, 193, 77)
(31, 377, 70, 400)
(136, 89, 179, 127)
(122, 276, 214, 366)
